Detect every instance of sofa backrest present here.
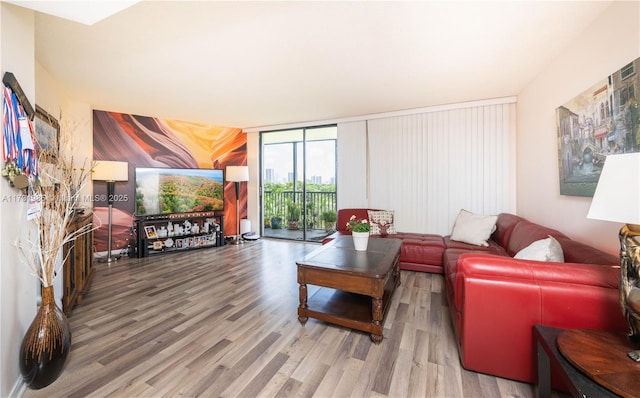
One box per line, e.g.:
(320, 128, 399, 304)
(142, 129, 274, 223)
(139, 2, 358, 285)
(506, 220, 568, 257)
(492, 213, 525, 248)
(556, 237, 618, 265)
(336, 208, 381, 233)
(492, 213, 618, 265)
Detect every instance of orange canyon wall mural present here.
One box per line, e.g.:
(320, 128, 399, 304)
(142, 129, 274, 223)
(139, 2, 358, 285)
(92, 110, 246, 254)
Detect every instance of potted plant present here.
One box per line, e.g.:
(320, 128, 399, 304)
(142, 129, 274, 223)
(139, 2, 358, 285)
(264, 194, 275, 228)
(270, 214, 283, 229)
(322, 210, 337, 232)
(306, 201, 316, 230)
(287, 200, 301, 230)
(346, 215, 370, 251)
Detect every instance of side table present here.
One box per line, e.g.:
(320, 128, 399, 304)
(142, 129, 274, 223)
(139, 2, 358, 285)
(558, 328, 640, 398)
(533, 325, 617, 398)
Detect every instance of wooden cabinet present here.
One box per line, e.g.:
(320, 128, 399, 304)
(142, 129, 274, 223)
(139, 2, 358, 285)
(136, 212, 224, 258)
(62, 212, 94, 316)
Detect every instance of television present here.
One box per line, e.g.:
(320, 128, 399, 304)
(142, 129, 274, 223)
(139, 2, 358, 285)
(135, 167, 224, 216)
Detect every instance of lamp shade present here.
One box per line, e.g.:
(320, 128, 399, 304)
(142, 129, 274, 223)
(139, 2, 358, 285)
(587, 153, 640, 225)
(226, 165, 249, 182)
(92, 160, 129, 182)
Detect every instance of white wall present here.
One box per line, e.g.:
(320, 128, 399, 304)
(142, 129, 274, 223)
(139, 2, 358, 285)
(517, 1, 640, 255)
(35, 63, 94, 306)
(37, 63, 93, 205)
(0, 4, 37, 397)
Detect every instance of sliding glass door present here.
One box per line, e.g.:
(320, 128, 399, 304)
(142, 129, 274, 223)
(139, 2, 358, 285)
(261, 126, 337, 242)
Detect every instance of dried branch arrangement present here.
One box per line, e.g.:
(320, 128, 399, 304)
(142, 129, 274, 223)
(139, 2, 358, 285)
(14, 119, 94, 287)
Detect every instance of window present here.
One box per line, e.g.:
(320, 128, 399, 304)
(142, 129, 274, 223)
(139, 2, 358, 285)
(621, 62, 635, 80)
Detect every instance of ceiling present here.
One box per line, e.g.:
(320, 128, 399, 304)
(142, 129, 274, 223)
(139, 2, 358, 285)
(10, 1, 614, 129)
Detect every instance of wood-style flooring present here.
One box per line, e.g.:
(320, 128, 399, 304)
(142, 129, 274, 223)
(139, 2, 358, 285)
(23, 238, 566, 398)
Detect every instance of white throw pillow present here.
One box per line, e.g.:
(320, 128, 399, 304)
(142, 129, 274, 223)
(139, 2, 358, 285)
(514, 236, 565, 262)
(450, 209, 498, 247)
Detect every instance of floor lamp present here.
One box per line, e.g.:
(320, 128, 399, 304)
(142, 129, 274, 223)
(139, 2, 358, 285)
(92, 160, 129, 262)
(226, 165, 249, 245)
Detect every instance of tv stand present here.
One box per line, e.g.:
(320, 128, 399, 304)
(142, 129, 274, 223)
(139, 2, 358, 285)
(135, 212, 224, 258)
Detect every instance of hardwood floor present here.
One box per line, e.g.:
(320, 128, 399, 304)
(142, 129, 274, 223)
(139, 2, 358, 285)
(23, 239, 562, 397)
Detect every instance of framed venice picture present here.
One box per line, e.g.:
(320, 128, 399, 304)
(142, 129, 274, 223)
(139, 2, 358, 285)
(556, 57, 639, 197)
(34, 105, 60, 158)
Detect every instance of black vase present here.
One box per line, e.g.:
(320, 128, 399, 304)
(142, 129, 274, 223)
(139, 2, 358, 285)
(19, 286, 72, 389)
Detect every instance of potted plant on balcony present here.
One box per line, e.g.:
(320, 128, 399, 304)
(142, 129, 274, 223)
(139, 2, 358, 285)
(264, 214, 272, 228)
(287, 200, 301, 230)
(264, 196, 274, 228)
(305, 201, 316, 230)
(322, 210, 337, 232)
(270, 214, 283, 229)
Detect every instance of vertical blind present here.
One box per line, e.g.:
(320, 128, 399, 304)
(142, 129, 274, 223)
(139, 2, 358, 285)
(336, 120, 368, 209)
(338, 101, 515, 235)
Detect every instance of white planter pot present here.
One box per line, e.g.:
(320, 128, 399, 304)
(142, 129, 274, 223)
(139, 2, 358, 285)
(352, 231, 370, 251)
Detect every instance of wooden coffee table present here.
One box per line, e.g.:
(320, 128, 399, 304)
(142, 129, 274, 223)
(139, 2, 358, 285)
(296, 236, 401, 343)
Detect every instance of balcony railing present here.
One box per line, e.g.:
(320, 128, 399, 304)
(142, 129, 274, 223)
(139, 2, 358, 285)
(263, 190, 336, 231)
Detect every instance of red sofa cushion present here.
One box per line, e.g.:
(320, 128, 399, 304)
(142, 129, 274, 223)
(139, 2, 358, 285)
(443, 235, 506, 253)
(336, 208, 380, 233)
(393, 232, 444, 263)
(557, 237, 618, 265)
(506, 220, 568, 257)
(491, 213, 524, 248)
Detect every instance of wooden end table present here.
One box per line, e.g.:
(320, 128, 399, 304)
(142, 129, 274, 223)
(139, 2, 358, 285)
(534, 325, 631, 398)
(557, 328, 640, 398)
(296, 236, 401, 343)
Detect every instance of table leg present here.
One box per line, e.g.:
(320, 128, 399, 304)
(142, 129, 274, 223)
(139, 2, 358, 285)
(393, 258, 401, 288)
(536, 341, 551, 398)
(371, 297, 383, 343)
(298, 283, 308, 324)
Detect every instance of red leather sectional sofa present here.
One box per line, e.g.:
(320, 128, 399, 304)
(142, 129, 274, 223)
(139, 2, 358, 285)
(325, 208, 627, 384)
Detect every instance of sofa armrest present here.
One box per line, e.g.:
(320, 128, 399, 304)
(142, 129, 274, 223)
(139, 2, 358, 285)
(451, 253, 627, 383)
(457, 253, 619, 289)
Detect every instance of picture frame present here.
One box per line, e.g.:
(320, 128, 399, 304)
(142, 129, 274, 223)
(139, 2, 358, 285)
(556, 56, 640, 197)
(34, 105, 60, 158)
(144, 225, 157, 239)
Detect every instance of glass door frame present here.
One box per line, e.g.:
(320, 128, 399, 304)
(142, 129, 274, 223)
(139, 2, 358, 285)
(260, 125, 337, 242)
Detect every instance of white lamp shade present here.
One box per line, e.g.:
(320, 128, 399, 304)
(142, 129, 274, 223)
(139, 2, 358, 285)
(92, 160, 129, 182)
(226, 165, 249, 182)
(587, 153, 640, 225)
